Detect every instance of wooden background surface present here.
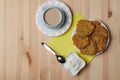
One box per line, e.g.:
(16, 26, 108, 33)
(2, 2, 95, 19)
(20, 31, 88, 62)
(0, 0, 120, 80)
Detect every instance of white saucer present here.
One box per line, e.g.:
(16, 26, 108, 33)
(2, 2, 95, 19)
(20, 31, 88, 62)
(72, 19, 110, 56)
(36, 0, 72, 36)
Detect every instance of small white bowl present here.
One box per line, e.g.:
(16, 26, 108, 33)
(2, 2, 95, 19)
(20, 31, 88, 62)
(42, 8, 65, 29)
(62, 52, 86, 76)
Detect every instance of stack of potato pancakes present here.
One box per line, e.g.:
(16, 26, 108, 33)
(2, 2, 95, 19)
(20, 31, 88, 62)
(72, 20, 109, 55)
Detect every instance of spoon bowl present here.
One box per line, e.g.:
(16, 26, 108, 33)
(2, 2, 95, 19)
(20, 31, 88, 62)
(56, 55, 66, 63)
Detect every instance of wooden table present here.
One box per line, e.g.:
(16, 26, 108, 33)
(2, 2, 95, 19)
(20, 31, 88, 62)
(0, 0, 120, 80)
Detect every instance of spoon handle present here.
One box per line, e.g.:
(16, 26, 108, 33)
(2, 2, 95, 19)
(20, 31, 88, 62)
(41, 42, 56, 55)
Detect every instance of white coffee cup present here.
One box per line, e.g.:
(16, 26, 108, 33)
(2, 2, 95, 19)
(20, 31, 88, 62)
(42, 7, 65, 29)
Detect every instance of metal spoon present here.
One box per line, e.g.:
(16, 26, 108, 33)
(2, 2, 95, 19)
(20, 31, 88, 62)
(41, 42, 66, 63)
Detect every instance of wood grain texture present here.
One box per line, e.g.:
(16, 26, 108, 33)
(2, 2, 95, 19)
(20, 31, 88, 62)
(0, 0, 120, 80)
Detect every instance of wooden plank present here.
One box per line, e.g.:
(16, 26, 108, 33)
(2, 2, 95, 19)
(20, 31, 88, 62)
(108, 0, 120, 80)
(16, 0, 29, 80)
(4, 0, 18, 80)
(0, 0, 5, 80)
(28, 0, 40, 80)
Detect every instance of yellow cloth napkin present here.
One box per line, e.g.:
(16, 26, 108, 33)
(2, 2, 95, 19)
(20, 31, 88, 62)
(48, 13, 95, 63)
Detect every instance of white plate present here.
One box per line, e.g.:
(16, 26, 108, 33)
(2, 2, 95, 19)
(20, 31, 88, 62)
(72, 19, 110, 56)
(36, 0, 72, 36)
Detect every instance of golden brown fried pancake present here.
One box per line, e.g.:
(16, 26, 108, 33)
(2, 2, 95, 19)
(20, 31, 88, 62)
(72, 34, 90, 49)
(92, 20, 108, 38)
(95, 25, 108, 38)
(92, 32, 107, 52)
(80, 39, 97, 55)
(76, 20, 95, 37)
(91, 21, 108, 52)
